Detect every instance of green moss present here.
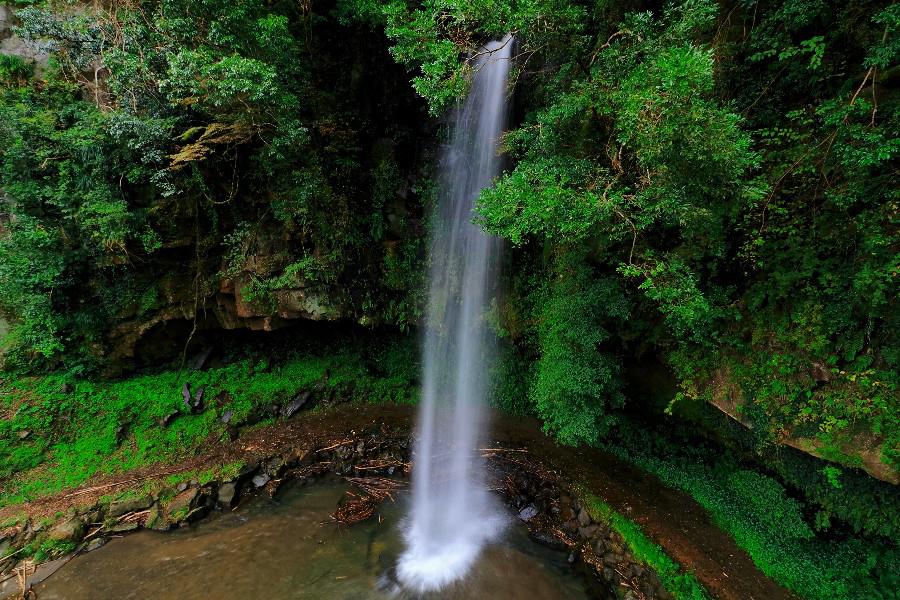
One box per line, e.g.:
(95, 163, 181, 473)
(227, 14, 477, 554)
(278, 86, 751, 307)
(0, 340, 416, 508)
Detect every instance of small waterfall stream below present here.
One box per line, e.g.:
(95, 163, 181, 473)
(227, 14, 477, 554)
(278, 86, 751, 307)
(397, 36, 514, 592)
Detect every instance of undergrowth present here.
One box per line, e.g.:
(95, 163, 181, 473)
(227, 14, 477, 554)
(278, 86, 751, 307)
(600, 420, 900, 600)
(0, 337, 417, 507)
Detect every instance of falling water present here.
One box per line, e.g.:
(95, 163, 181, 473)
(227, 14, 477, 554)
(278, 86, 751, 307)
(397, 36, 513, 592)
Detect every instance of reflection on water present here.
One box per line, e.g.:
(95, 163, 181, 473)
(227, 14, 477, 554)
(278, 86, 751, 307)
(36, 478, 591, 600)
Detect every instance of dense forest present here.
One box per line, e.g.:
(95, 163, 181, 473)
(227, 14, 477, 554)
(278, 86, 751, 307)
(0, 0, 898, 598)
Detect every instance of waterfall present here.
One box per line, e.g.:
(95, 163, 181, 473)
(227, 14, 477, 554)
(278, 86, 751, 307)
(397, 36, 513, 592)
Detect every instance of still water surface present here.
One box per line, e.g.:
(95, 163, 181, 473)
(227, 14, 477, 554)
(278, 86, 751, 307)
(36, 478, 592, 599)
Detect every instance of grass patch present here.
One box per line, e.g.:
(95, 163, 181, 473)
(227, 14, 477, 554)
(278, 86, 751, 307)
(581, 492, 710, 600)
(0, 337, 417, 508)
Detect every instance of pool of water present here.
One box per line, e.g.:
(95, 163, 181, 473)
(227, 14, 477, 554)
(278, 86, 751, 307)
(35, 478, 592, 599)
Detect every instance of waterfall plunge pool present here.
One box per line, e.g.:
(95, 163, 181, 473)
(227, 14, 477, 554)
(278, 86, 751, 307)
(34, 477, 593, 600)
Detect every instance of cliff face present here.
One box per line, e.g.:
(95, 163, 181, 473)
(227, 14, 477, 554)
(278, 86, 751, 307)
(0, 2, 433, 369)
(706, 367, 898, 485)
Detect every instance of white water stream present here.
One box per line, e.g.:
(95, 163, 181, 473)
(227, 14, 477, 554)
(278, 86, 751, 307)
(398, 36, 513, 592)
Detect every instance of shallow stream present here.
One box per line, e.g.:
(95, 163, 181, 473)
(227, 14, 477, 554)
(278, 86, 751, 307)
(35, 478, 592, 599)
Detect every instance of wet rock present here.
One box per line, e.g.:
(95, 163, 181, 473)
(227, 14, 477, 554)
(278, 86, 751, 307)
(145, 503, 171, 531)
(192, 386, 205, 412)
(167, 488, 199, 520)
(528, 529, 569, 551)
(577, 508, 591, 527)
(181, 382, 192, 410)
(48, 517, 84, 542)
(217, 482, 237, 507)
(159, 411, 179, 427)
(264, 457, 285, 477)
(115, 423, 129, 444)
(281, 391, 310, 419)
(106, 522, 139, 534)
(578, 525, 599, 539)
(108, 496, 152, 517)
(252, 473, 270, 488)
(518, 505, 539, 522)
(84, 538, 106, 552)
(221, 410, 233, 424)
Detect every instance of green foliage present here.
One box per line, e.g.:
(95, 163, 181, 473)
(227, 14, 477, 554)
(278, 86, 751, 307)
(530, 250, 629, 445)
(397, 0, 900, 478)
(0, 0, 431, 370)
(584, 494, 710, 600)
(0, 335, 417, 507)
(0, 54, 32, 86)
(601, 418, 900, 600)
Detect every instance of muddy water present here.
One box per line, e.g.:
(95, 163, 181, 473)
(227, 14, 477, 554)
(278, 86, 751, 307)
(35, 478, 591, 600)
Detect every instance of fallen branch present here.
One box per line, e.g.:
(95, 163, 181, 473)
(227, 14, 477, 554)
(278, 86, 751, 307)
(62, 465, 197, 499)
(316, 439, 355, 453)
(326, 477, 406, 526)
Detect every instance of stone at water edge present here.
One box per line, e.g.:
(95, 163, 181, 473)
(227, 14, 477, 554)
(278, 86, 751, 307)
(48, 517, 84, 542)
(577, 508, 591, 527)
(217, 482, 237, 507)
(106, 522, 139, 534)
(108, 496, 152, 518)
(252, 473, 270, 488)
(167, 488, 199, 519)
(518, 505, 539, 522)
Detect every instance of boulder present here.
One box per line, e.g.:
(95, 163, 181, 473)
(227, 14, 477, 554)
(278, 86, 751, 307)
(108, 496, 152, 518)
(48, 517, 84, 542)
(281, 391, 310, 419)
(518, 505, 539, 522)
(577, 508, 591, 527)
(166, 488, 199, 522)
(106, 522, 139, 534)
(217, 482, 237, 507)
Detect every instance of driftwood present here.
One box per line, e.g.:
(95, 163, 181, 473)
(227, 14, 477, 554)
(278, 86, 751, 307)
(326, 477, 405, 526)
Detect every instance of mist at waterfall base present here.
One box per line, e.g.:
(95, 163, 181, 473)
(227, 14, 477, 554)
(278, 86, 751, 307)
(396, 37, 514, 592)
